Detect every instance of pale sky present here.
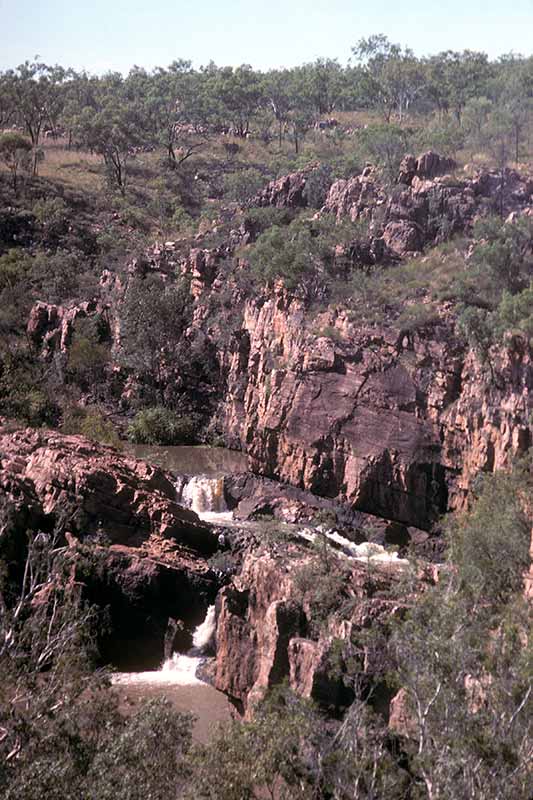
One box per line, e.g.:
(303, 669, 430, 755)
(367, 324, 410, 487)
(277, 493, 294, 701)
(1, 0, 532, 74)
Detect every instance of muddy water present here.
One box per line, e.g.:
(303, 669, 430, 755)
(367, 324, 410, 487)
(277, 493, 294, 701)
(111, 673, 232, 742)
(128, 444, 249, 477)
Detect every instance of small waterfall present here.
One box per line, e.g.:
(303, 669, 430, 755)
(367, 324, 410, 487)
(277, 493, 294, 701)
(111, 605, 216, 687)
(176, 475, 233, 522)
(192, 605, 216, 651)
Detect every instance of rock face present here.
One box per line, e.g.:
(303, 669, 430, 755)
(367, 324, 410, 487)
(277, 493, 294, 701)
(0, 422, 215, 552)
(214, 548, 401, 715)
(219, 290, 533, 529)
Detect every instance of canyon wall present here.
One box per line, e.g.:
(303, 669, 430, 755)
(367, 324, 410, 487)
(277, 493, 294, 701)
(219, 292, 533, 529)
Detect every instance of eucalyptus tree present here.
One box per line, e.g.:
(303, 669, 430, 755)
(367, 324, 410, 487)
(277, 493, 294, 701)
(73, 73, 146, 194)
(352, 34, 425, 122)
(0, 132, 32, 192)
(8, 61, 67, 173)
(144, 61, 210, 168)
(207, 64, 264, 137)
(424, 50, 492, 123)
(263, 69, 295, 148)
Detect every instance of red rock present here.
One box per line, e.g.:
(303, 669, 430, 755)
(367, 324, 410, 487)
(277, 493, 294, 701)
(0, 422, 215, 553)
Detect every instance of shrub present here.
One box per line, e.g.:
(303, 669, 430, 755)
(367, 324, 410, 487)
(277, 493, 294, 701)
(62, 405, 121, 448)
(127, 406, 197, 445)
(303, 164, 333, 208)
(496, 285, 533, 338)
(32, 196, 69, 234)
(222, 168, 266, 204)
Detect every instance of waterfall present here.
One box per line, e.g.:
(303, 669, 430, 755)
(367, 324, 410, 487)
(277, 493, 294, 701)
(176, 475, 233, 522)
(111, 605, 216, 686)
(192, 604, 216, 651)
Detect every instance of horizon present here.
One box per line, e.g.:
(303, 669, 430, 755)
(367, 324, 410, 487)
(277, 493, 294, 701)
(1, 0, 532, 76)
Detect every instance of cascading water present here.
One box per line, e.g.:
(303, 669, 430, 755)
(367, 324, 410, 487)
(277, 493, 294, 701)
(112, 605, 216, 686)
(176, 475, 233, 523)
(192, 604, 216, 651)
(296, 527, 410, 568)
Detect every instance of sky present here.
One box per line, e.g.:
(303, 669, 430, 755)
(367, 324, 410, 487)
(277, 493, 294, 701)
(1, 0, 532, 74)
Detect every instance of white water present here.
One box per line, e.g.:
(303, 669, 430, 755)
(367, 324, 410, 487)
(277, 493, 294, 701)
(297, 526, 410, 568)
(192, 604, 216, 651)
(176, 475, 234, 523)
(111, 605, 216, 687)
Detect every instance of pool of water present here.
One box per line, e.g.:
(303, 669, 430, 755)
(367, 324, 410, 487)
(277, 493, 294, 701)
(112, 675, 232, 742)
(127, 444, 249, 477)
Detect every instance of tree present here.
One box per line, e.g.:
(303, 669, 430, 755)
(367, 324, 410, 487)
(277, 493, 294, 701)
(141, 62, 210, 169)
(353, 35, 424, 122)
(0, 73, 16, 128)
(263, 70, 294, 148)
(74, 78, 145, 194)
(9, 61, 66, 174)
(118, 274, 192, 403)
(299, 58, 346, 116)
(208, 64, 263, 137)
(359, 123, 409, 180)
(388, 467, 533, 800)
(424, 50, 492, 123)
(0, 132, 32, 192)
(479, 111, 515, 216)
(0, 525, 194, 800)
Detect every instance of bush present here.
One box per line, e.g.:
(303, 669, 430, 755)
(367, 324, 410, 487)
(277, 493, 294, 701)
(32, 196, 69, 234)
(127, 406, 197, 445)
(222, 168, 266, 204)
(303, 164, 333, 208)
(62, 405, 121, 448)
(496, 285, 533, 338)
(447, 467, 532, 604)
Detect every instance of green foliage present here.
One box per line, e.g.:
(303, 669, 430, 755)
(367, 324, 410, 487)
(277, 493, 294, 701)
(32, 196, 69, 233)
(470, 215, 533, 295)
(359, 123, 410, 180)
(496, 285, 533, 337)
(222, 168, 265, 203)
(0, 532, 193, 800)
(447, 467, 532, 604)
(415, 117, 465, 158)
(387, 464, 533, 800)
(0, 347, 59, 426)
(0, 131, 32, 191)
(457, 305, 494, 362)
(67, 317, 110, 391)
(62, 405, 121, 448)
(127, 406, 197, 445)
(118, 274, 192, 403)
(294, 538, 355, 636)
(303, 163, 333, 208)
(0, 248, 33, 292)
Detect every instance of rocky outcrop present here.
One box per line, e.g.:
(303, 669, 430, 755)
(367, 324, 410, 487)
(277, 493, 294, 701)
(398, 151, 457, 185)
(27, 299, 108, 357)
(214, 548, 404, 715)
(0, 422, 215, 552)
(324, 154, 532, 258)
(253, 165, 318, 209)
